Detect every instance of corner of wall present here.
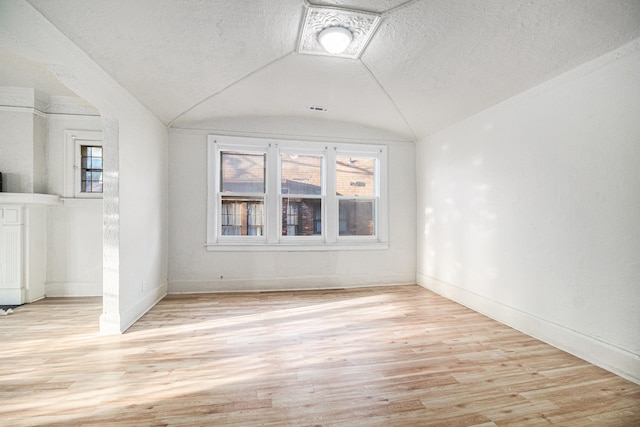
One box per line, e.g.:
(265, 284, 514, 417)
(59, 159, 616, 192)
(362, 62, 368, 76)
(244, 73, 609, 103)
(417, 274, 640, 385)
(120, 281, 168, 332)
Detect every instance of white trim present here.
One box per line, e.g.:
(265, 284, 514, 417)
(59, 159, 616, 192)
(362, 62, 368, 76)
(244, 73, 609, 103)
(101, 281, 168, 334)
(0, 193, 59, 205)
(73, 140, 103, 198)
(326, 146, 338, 243)
(205, 242, 389, 251)
(0, 105, 46, 118)
(169, 273, 413, 294)
(279, 148, 325, 240)
(209, 138, 269, 244)
(335, 145, 387, 241)
(416, 273, 640, 385)
(0, 88, 99, 117)
(63, 130, 103, 198)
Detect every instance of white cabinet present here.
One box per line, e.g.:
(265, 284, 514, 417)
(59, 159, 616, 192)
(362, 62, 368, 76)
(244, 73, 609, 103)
(0, 206, 23, 302)
(0, 193, 59, 304)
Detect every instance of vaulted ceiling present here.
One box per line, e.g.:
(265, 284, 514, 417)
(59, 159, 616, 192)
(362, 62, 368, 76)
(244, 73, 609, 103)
(7, 0, 640, 141)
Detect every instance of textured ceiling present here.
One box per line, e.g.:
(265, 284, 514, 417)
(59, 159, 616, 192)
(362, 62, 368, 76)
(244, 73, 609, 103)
(0, 46, 77, 98)
(13, 0, 640, 140)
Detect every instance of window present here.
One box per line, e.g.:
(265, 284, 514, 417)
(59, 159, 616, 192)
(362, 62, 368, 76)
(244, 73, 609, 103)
(64, 130, 104, 199)
(207, 135, 387, 250)
(280, 153, 323, 238)
(220, 199, 264, 236)
(336, 155, 376, 236)
(80, 146, 103, 194)
(218, 150, 266, 239)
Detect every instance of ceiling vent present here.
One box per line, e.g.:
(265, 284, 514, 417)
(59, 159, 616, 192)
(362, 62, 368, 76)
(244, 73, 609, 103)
(297, 5, 382, 59)
(308, 105, 328, 112)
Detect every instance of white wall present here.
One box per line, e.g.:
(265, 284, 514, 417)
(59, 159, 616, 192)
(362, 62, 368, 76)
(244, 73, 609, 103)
(33, 112, 46, 193)
(45, 115, 103, 297)
(416, 40, 640, 383)
(0, 92, 104, 298)
(0, 88, 47, 193)
(116, 116, 168, 330)
(1, 0, 169, 333)
(168, 127, 416, 293)
(0, 109, 36, 193)
(47, 200, 103, 296)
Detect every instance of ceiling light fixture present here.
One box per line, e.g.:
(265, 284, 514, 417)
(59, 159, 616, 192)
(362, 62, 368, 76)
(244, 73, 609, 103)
(297, 6, 381, 59)
(318, 26, 353, 55)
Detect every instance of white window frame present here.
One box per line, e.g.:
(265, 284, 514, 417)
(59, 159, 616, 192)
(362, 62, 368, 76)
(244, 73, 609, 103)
(278, 146, 326, 243)
(206, 135, 388, 251)
(335, 148, 381, 242)
(63, 130, 103, 199)
(212, 142, 269, 244)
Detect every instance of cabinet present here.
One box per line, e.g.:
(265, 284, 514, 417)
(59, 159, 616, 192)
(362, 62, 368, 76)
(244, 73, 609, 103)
(0, 193, 59, 304)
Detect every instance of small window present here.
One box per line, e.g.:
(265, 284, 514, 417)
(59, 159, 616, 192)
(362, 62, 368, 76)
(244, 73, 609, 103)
(64, 130, 103, 199)
(80, 146, 103, 193)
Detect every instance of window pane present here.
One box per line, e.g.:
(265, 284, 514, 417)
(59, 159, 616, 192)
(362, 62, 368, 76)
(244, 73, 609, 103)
(281, 198, 322, 236)
(281, 154, 322, 195)
(221, 197, 264, 236)
(221, 152, 265, 193)
(336, 157, 375, 197)
(339, 199, 375, 236)
(80, 145, 103, 194)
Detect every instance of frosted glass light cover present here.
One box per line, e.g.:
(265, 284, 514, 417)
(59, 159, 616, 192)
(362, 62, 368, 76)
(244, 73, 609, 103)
(318, 26, 353, 54)
(297, 6, 381, 59)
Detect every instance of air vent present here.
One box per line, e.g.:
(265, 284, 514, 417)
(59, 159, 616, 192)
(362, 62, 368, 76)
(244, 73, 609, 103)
(308, 105, 328, 112)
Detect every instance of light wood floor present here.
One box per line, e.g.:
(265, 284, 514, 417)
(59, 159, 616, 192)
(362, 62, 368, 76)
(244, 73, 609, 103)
(1, 285, 638, 426)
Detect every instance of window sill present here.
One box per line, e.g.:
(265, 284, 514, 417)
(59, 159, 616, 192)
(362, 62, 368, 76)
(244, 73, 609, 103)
(205, 242, 389, 252)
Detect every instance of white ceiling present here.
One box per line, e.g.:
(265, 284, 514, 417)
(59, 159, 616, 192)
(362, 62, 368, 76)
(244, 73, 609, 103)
(0, 46, 78, 98)
(10, 0, 640, 140)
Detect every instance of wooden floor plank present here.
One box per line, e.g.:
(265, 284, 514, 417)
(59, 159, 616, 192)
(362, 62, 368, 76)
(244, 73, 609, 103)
(1, 285, 638, 426)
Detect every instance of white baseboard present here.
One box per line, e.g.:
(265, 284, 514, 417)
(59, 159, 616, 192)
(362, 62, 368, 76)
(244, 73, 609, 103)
(120, 281, 168, 333)
(46, 281, 102, 297)
(417, 273, 640, 385)
(100, 282, 168, 334)
(168, 273, 415, 294)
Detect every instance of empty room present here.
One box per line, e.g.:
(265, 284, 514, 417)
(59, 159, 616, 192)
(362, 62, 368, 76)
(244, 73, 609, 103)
(0, 0, 639, 425)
